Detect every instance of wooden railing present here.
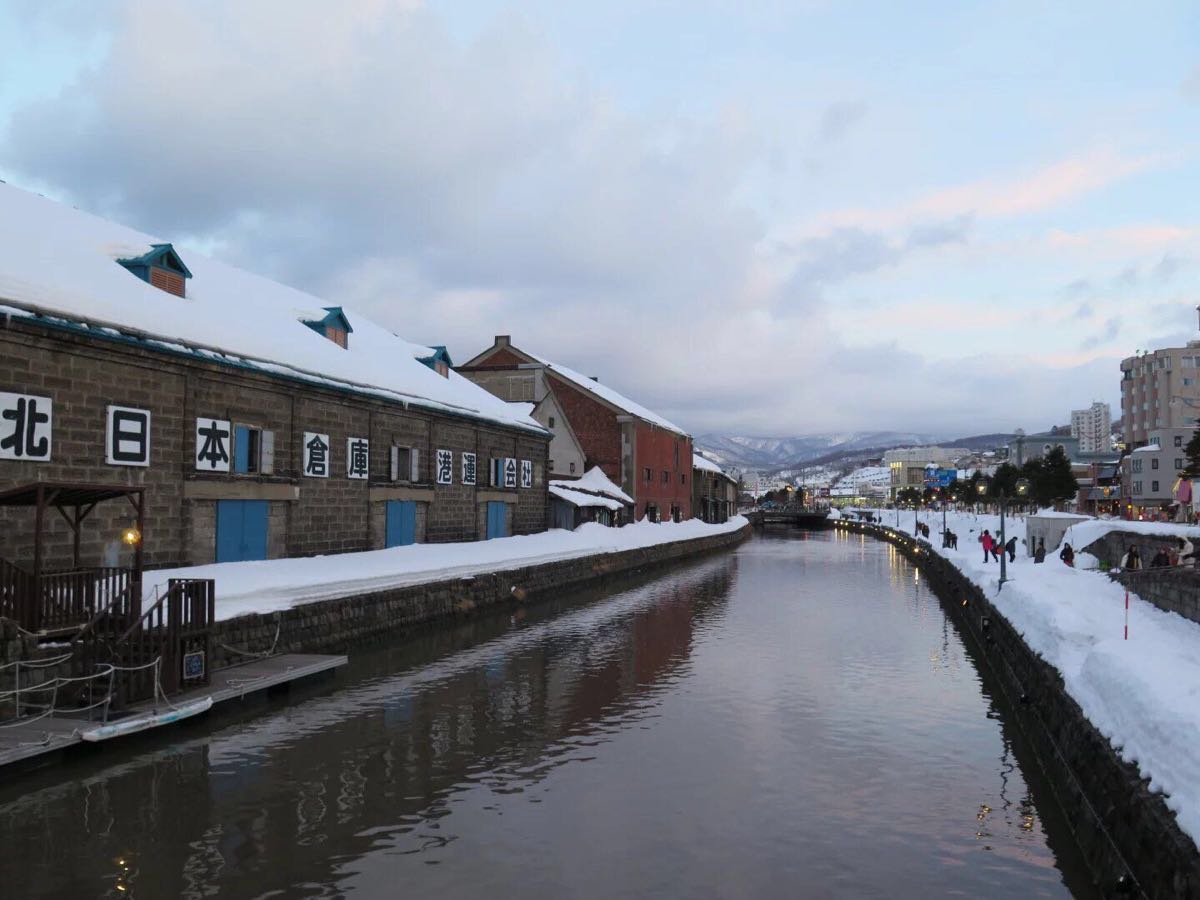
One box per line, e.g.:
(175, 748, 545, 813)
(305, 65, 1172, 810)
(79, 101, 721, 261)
(113, 578, 214, 704)
(0, 557, 33, 625)
(38, 567, 132, 633)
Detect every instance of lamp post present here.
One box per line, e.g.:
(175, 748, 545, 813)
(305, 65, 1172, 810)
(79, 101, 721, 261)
(977, 476, 1032, 588)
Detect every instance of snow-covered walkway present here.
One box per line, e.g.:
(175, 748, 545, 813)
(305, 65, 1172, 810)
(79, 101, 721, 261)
(143, 517, 747, 623)
(843, 508, 1200, 846)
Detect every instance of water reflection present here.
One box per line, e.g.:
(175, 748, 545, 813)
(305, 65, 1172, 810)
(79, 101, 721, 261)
(0, 534, 1097, 899)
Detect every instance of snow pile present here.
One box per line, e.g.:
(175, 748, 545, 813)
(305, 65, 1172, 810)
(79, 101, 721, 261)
(143, 516, 747, 622)
(549, 484, 624, 510)
(901, 510, 1200, 844)
(551, 466, 634, 505)
(692, 453, 723, 475)
(0, 182, 543, 434)
(1063, 518, 1200, 554)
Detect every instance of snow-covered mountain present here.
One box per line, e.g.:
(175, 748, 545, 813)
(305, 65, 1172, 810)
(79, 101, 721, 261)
(695, 431, 947, 471)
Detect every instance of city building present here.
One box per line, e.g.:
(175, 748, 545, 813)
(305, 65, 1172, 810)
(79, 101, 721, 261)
(458, 336, 693, 521)
(548, 466, 634, 529)
(883, 447, 969, 500)
(1120, 426, 1194, 514)
(692, 454, 737, 523)
(1070, 402, 1112, 453)
(1120, 340, 1200, 448)
(0, 183, 551, 576)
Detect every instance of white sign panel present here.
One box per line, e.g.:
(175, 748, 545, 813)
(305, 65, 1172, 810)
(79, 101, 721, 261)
(303, 432, 331, 478)
(347, 436, 369, 479)
(462, 452, 477, 486)
(194, 417, 231, 472)
(503, 457, 518, 488)
(436, 449, 453, 485)
(106, 405, 151, 466)
(0, 392, 52, 462)
(520, 459, 533, 489)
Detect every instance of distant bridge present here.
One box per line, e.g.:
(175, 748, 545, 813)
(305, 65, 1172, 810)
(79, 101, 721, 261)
(745, 507, 830, 529)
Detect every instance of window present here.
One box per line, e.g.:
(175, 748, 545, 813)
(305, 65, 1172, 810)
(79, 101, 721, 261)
(662, 470, 669, 484)
(1176, 458, 1184, 470)
(1133, 481, 1142, 494)
(681, 472, 687, 485)
(507, 375, 535, 402)
(644, 467, 652, 482)
(1176, 435, 1184, 447)
(233, 425, 274, 475)
(325, 325, 348, 348)
(1132, 458, 1142, 473)
(1152, 480, 1160, 493)
(548, 416, 556, 429)
(389, 446, 420, 482)
(1152, 458, 1159, 470)
(569, 461, 576, 474)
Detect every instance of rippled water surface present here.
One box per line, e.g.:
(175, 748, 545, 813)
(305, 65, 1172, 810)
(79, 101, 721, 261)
(0, 530, 1097, 898)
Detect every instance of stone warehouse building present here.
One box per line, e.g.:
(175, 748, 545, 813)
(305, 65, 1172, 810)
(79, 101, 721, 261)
(458, 336, 694, 521)
(0, 184, 550, 574)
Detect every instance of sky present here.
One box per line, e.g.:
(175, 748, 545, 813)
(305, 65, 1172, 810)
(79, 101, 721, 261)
(1, 0, 1198, 439)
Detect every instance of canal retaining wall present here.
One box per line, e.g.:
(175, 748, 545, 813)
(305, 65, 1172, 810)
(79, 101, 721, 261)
(208, 523, 751, 668)
(842, 520, 1200, 900)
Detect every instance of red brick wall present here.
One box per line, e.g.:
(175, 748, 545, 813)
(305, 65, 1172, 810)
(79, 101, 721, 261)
(466, 347, 528, 369)
(547, 376, 622, 484)
(633, 423, 693, 520)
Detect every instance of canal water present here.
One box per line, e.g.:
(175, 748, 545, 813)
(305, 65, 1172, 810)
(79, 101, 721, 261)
(0, 530, 1098, 899)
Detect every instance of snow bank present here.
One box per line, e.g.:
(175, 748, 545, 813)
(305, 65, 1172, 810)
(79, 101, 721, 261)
(550, 466, 633, 505)
(1063, 518, 1200, 553)
(143, 516, 747, 622)
(901, 510, 1200, 844)
(549, 484, 624, 510)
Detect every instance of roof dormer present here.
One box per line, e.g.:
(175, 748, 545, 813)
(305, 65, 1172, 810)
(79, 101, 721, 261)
(117, 243, 192, 297)
(416, 345, 453, 378)
(303, 306, 353, 349)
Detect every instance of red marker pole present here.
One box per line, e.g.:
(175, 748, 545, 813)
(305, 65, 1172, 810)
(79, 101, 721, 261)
(1124, 589, 1129, 641)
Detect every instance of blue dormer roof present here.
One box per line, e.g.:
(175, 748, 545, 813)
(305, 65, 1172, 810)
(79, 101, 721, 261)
(116, 243, 192, 279)
(303, 306, 353, 336)
(416, 345, 453, 370)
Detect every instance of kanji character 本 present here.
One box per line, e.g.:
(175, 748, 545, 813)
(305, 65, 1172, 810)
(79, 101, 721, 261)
(0, 393, 52, 461)
(194, 418, 231, 472)
(304, 432, 330, 478)
(347, 437, 369, 479)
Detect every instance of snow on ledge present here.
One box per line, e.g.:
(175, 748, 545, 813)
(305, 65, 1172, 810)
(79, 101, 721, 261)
(143, 516, 747, 622)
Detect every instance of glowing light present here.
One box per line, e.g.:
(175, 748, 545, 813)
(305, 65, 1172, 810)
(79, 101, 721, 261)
(121, 527, 141, 547)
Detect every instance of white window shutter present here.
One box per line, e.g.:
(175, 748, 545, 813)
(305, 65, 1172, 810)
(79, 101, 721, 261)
(390, 445, 399, 481)
(410, 447, 420, 482)
(491, 458, 499, 486)
(259, 430, 275, 475)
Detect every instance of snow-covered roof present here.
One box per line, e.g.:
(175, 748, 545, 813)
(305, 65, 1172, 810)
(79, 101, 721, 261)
(527, 351, 687, 437)
(0, 183, 544, 434)
(550, 465, 633, 505)
(549, 484, 625, 510)
(1132, 445, 1162, 453)
(692, 453, 723, 474)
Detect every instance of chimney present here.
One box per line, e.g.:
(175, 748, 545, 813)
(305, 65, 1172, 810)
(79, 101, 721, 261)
(590, 376, 599, 382)
(496, 335, 511, 347)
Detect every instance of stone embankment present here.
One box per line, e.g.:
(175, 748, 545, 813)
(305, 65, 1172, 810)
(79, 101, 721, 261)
(209, 523, 750, 669)
(836, 519, 1200, 900)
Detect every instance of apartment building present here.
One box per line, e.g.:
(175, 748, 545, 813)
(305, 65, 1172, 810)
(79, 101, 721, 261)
(1120, 342, 1200, 448)
(1070, 402, 1112, 454)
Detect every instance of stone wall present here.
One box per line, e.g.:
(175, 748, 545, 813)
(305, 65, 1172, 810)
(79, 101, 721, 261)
(1111, 568, 1200, 627)
(1081, 529, 1191, 569)
(844, 521, 1200, 899)
(208, 524, 750, 668)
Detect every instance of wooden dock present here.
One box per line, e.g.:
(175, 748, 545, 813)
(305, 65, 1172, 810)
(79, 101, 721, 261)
(0, 653, 346, 770)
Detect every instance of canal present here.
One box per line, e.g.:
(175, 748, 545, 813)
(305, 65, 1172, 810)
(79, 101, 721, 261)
(0, 529, 1098, 898)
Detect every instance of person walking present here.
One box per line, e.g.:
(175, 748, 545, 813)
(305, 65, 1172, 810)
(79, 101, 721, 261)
(1033, 537, 1046, 563)
(980, 529, 993, 563)
(1120, 546, 1142, 571)
(1059, 542, 1075, 567)
(1005, 536, 1017, 563)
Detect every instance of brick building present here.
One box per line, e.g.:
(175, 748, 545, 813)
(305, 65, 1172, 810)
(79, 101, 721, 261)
(0, 184, 550, 576)
(692, 454, 737, 523)
(458, 337, 694, 521)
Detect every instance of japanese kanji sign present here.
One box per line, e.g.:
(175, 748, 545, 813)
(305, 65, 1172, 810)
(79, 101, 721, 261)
(503, 457, 518, 488)
(436, 449, 453, 485)
(194, 417, 231, 472)
(0, 392, 52, 462)
(304, 432, 330, 478)
(106, 405, 151, 467)
(347, 436, 369, 479)
(461, 451, 477, 486)
(520, 459, 533, 489)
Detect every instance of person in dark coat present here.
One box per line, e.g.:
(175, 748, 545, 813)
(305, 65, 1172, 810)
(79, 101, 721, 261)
(1149, 548, 1170, 568)
(1005, 537, 1017, 563)
(1059, 542, 1075, 567)
(1033, 537, 1046, 564)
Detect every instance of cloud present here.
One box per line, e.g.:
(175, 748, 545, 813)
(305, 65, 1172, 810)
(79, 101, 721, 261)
(817, 100, 867, 145)
(1079, 316, 1123, 351)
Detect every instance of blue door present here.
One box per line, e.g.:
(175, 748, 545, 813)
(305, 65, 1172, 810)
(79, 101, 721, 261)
(486, 501, 508, 540)
(216, 500, 269, 563)
(385, 500, 417, 547)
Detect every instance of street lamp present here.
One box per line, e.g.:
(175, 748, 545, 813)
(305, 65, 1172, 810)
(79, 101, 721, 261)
(977, 476, 1032, 587)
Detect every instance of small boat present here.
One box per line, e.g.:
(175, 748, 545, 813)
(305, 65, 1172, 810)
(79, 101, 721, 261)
(79, 696, 213, 742)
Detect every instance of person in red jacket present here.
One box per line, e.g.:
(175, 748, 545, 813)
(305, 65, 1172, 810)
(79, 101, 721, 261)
(980, 529, 994, 563)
